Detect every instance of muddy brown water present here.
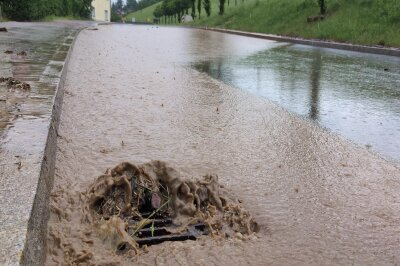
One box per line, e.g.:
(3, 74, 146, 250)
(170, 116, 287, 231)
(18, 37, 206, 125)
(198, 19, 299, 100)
(47, 25, 400, 265)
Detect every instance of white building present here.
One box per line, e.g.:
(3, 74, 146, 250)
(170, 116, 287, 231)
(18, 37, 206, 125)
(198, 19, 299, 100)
(91, 0, 111, 22)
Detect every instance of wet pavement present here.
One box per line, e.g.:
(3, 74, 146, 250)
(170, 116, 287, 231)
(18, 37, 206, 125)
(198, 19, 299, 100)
(0, 21, 92, 265)
(193, 43, 400, 162)
(0, 21, 82, 136)
(47, 25, 400, 265)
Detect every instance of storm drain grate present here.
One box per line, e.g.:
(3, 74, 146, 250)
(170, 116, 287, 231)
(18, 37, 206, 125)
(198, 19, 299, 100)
(128, 212, 209, 246)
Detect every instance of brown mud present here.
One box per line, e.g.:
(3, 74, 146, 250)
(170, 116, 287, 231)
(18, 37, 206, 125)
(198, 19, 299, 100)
(0, 77, 31, 91)
(46, 25, 400, 265)
(48, 161, 258, 265)
(17, 51, 27, 56)
(0, 77, 31, 126)
(48, 161, 257, 264)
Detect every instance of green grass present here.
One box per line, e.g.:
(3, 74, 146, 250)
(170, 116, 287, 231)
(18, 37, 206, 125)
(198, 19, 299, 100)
(191, 0, 400, 47)
(0, 17, 8, 22)
(125, 2, 162, 23)
(132, 0, 400, 47)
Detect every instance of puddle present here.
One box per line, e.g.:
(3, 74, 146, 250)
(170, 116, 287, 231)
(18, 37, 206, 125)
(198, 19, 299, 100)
(0, 22, 87, 137)
(193, 44, 400, 161)
(0, 21, 96, 265)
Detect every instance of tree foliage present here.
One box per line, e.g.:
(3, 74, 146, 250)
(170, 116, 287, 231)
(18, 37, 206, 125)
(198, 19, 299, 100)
(0, 0, 92, 21)
(153, 5, 163, 18)
(318, 0, 326, 15)
(197, 0, 202, 19)
(111, 2, 122, 22)
(191, 0, 196, 18)
(153, 0, 193, 22)
(125, 0, 138, 13)
(203, 0, 211, 17)
(219, 0, 225, 15)
(114, 0, 124, 15)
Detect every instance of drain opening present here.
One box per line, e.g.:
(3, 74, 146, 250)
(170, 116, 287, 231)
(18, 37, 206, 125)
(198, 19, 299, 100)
(129, 214, 209, 246)
(84, 161, 258, 255)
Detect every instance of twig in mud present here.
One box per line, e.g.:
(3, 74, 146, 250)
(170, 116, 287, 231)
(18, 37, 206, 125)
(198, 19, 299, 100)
(169, 217, 198, 234)
(132, 179, 155, 193)
(73, 252, 93, 264)
(137, 188, 140, 207)
(131, 199, 171, 236)
(116, 205, 121, 216)
(150, 220, 155, 237)
(206, 220, 216, 237)
(159, 182, 171, 201)
(167, 186, 171, 209)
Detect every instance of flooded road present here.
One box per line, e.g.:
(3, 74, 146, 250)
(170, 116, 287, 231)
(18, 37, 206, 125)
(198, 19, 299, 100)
(193, 42, 400, 161)
(47, 25, 400, 265)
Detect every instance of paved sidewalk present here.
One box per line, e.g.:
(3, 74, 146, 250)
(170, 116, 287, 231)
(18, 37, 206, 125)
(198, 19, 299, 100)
(0, 21, 92, 265)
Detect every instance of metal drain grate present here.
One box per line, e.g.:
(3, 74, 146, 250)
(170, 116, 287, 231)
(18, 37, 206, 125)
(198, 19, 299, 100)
(128, 212, 209, 246)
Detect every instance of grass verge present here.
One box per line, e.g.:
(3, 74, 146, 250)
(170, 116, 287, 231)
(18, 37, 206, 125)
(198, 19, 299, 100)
(127, 0, 400, 47)
(41, 15, 87, 22)
(191, 0, 400, 47)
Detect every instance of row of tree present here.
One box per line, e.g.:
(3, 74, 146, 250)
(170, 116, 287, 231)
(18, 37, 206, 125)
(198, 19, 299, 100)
(113, 0, 138, 15)
(153, 0, 327, 23)
(0, 0, 92, 21)
(152, 0, 217, 23)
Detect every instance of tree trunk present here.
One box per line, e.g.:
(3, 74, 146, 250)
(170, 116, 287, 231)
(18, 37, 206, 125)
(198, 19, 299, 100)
(319, 0, 326, 15)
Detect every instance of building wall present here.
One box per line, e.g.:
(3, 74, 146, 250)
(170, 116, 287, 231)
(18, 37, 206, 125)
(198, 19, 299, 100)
(91, 0, 111, 22)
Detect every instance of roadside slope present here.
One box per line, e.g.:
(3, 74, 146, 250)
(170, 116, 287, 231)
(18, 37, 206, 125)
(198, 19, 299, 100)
(192, 0, 400, 47)
(125, 2, 162, 22)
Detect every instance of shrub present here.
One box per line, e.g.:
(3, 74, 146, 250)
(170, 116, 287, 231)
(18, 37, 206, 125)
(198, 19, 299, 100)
(0, 0, 92, 21)
(376, 0, 400, 23)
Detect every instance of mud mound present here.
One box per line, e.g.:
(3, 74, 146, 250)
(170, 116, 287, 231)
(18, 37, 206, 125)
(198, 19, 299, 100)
(0, 77, 31, 91)
(83, 161, 259, 256)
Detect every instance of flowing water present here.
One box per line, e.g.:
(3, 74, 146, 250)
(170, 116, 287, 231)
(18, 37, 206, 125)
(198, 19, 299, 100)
(46, 25, 400, 265)
(193, 41, 400, 161)
(0, 22, 85, 138)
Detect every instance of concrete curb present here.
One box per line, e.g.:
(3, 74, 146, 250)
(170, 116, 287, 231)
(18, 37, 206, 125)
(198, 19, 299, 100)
(20, 27, 85, 266)
(197, 27, 400, 57)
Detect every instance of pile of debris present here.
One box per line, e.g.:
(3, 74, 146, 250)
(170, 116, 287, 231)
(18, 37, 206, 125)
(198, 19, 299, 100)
(0, 77, 31, 91)
(307, 15, 324, 22)
(3, 50, 27, 56)
(83, 161, 259, 255)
